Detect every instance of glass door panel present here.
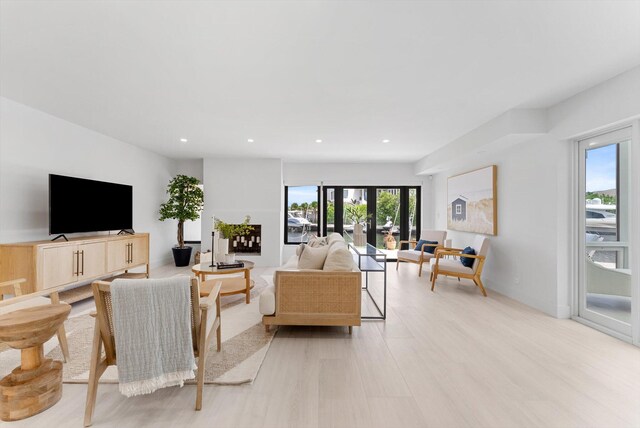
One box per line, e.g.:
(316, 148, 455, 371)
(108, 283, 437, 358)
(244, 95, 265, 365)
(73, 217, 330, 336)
(408, 188, 418, 242)
(342, 188, 368, 246)
(322, 186, 420, 260)
(376, 188, 401, 255)
(579, 128, 632, 335)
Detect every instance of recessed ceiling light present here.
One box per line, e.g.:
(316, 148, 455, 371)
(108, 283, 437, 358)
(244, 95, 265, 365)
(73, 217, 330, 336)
(315, 139, 322, 143)
(382, 139, 390, 143)
(247, 139, 254, 143)
(180, 138, 188, 143)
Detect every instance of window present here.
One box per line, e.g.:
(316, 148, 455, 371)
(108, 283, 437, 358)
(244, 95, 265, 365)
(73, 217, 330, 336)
(455, 204, 462, 215)
(284, 186, 319, 244)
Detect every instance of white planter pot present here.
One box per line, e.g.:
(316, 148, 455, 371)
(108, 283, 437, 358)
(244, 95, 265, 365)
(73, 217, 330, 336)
(216, 238, 229, 262)
(353, 224, 366, 246)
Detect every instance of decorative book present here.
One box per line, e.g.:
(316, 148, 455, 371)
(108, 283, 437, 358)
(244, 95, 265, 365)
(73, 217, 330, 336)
(216, 261, 245, 269)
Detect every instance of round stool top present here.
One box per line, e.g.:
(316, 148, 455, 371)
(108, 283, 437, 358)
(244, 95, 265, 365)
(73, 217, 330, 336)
(0, 303, 71, 349)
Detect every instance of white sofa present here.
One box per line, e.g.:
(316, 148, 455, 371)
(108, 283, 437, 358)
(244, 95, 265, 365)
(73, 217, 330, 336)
(260, 233, 362, 332)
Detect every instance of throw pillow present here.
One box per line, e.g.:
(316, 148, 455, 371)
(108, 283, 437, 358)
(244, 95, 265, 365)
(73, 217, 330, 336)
(460, 247, 476, 268)
(295, 243, 306, 257)
(298, 245, 329, 269)
(415, 239, 438, 253)
(323, 248, 354, 271)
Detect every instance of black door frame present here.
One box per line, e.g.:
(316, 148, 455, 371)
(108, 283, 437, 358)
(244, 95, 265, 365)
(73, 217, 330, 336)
(322, 185, 421, 250)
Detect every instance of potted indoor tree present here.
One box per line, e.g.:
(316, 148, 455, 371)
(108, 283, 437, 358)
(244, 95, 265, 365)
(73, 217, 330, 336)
(159, 175, 204, 266)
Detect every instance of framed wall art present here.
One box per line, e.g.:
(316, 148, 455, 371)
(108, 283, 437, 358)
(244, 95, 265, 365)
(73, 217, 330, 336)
(447, 165, 497, 235)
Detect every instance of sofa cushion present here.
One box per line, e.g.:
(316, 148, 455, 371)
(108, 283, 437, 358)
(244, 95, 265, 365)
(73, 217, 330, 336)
(298, 245, 329, 269)
(307, 236, 328, 248)
(327, 233, 344, 244)
(259, 285, 275, 315)
(295, 243, 306, 257)
(429, 258, 474, 275)
(323, 247, 354, 271)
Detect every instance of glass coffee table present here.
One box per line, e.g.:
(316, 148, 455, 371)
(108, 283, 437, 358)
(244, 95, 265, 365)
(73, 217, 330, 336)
(348, 243, 387, 320)
(191, 260, 255, 304)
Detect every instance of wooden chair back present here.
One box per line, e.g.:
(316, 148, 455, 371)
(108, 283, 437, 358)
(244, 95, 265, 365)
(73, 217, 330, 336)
(0, 279, 26, 301)
(91, 276, 202, 364)
(419, 230, 447, 245)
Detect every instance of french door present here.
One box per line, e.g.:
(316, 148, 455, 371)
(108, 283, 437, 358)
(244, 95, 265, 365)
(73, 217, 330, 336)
(577, 127, 634, 337)
(322, 186, 420, 257)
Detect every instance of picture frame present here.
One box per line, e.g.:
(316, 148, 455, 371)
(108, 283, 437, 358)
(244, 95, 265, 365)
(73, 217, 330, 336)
(447, 165, 497, 235)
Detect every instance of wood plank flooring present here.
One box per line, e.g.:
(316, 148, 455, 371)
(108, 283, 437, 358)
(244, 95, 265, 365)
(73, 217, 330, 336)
(7, 264, 640, 428)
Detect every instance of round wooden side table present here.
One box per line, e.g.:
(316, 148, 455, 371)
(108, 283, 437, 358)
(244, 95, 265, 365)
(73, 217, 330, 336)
(192, 260, 255, 303)
(0, 303, 71, 421)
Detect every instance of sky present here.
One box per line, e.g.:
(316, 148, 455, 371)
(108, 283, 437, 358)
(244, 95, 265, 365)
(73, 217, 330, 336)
(586, 144, 617, 192)
(288, 185, 318, 205)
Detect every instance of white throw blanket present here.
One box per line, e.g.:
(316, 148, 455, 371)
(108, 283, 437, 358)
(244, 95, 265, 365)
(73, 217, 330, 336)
(110, 276, 197, 397)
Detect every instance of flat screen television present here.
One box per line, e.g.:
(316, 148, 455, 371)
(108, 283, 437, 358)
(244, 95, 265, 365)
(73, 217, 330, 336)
(49, 174, 133, 235)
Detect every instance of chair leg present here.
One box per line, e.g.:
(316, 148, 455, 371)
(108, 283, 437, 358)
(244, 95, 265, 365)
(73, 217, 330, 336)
(196, 351, 206, 410)
(84, 319, 103, 427)
(216, 321, 222, 352)
(57, 324, 70, 363)
(474, 277, 488, 297)
(396, 259, 399, 271)
(430, 271, 438, 291)
(418, 260, 423, 277)
(50, 292, 70, 362)
(265, 324, 270, 333)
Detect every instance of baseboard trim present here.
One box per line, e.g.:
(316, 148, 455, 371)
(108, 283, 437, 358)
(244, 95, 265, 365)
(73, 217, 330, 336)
(556, 305, 571, 319)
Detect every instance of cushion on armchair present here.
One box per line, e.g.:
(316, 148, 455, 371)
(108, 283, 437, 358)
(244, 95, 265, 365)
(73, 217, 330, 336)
(460, 247, 476, 268)
(414, 240, 438, 253)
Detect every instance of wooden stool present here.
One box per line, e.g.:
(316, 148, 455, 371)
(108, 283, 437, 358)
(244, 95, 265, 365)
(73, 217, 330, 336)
(0, 303, 71, 421)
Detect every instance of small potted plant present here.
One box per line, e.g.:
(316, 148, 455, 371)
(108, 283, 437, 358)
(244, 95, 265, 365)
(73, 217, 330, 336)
(159, 175, 204, 266)
(214, 216, 254, 260)
(384, 230, 397, 250)
(345, 202, 370, 246)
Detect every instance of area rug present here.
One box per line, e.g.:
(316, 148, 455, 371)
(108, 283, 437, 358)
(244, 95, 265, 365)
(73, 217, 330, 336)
(0, 274, 276, 385)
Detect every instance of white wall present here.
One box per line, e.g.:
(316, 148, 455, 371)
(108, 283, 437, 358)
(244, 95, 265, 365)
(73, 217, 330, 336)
(426, 65, 640, 319)
(431, 136, 562, 316)
(201, 158, 283, 267)
(0, 97, 178, 267)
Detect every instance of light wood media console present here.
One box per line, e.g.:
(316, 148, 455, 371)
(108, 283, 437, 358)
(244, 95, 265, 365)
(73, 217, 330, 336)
(0, 234, 149, 294)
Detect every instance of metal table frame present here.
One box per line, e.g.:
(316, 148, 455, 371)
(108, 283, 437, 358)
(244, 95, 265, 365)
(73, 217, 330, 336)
(349, 243, 387, 320)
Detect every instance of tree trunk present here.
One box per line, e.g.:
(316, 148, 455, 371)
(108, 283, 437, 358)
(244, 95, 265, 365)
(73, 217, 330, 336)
(177, 220, 184, 248)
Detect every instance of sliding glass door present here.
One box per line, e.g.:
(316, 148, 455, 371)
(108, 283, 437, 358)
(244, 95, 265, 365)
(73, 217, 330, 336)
(323, 186, 420, 258)
(578, 127, 633, 336)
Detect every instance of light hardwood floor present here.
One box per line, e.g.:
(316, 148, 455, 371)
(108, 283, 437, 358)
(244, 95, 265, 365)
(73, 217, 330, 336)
(8, 264, 640, 428)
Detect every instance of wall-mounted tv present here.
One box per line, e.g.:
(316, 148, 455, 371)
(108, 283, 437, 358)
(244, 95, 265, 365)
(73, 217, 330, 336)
(49, 174, 133, 235)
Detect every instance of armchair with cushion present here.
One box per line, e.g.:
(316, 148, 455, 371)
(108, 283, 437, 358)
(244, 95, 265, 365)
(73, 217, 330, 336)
(396, 230, 448, 277)
(0, 278, 70, 362)
(429, 235, 490, 296)
(84, 277, 222, 426)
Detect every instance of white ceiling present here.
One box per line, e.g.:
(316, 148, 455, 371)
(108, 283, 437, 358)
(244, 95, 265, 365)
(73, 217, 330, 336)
(1, 1, 639, 162)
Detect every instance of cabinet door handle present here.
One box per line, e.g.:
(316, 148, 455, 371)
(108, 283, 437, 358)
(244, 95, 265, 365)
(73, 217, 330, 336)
(130, 242, 134, 263)
(74, 251, 79, 276)
(81, 250, 85, 275)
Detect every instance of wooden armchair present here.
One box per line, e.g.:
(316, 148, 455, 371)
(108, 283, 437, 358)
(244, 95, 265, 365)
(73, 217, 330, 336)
(429, 235, 490, 296)
(84, 277, 222, 427)
(0, 278, 70, 362)
(396, 230, 448, 276)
